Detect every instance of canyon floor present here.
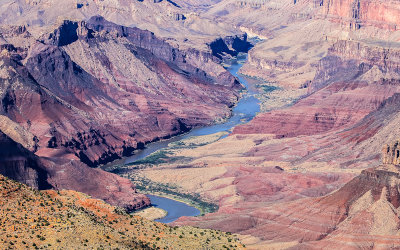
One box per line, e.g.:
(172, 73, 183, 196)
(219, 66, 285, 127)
(112, 3, 400, 245)
(3, 0, 400, 249)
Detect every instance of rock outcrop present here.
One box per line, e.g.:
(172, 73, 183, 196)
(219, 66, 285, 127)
(0, 0, 242, 53)
(3, 1, 400, 248)
(383, 141, 400, 166)
(0, 128, 150, 211)
(173, 142, 400, 248)
(321, 0, 400, 30)
(310, 39, 400, 93)
(0, 174, 242, 249)
(208, 34, 253, 59)
(0, 130, 51, 190)
(296, 163, 400, 248)
(0, 16, 243, 211)
(1, 16, 242, 167)
(234, 39, 400, 139)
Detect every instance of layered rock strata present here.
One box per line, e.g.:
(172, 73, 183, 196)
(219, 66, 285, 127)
(0, 16, 243, 210)
(0, 129, 150, 211)
(321, 0, 400, 30)
(173, 142, 400, 248)
(234, 39, 400, 139)
(1, 16, 242, 167)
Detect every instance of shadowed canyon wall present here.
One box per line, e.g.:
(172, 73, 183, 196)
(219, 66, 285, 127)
(0, 16, 249, 211)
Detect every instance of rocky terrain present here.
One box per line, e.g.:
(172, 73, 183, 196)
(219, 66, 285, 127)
(130, 131, 400, 248)
(11, 16, 243, 166)
(321, 0, 400, 30)
(0, 174, 243, 249)
(92, 0, 400, 248)
(3, 0, 400, 248)
(234, 39, 400, 138)
(0, 127, 150, 212)
(0, 12, 249, 210)
(176, 155, 400, 249)
(0, 0, 241, 51)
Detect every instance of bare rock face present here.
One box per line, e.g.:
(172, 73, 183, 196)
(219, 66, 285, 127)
(172, 164, 353, 239)
(0, 0, 243, 54)
(175, 144, 400, 248)
(295, 163, 400, 248)
(0, 17, 243, 211)
(42, 158, 151, 212)
(382, 142, 400, 165)
(0, 130, 51, 190)
(310, 39, 400, 93)
(1, 16, 242, 167)
(0, 129, 150, 212)
(321, 0, 400, 30)
(208, 34, 253, 59)
(233, 39, 400, 139)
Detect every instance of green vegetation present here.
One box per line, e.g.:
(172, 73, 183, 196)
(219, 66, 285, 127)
(106, 135, 226, 217)
(128, 150, 188, 166)
(169, 139, 221, 150)
(130, 175, 218, 215)
(256, 84, 280, 93)
(0, 175, 243, 249)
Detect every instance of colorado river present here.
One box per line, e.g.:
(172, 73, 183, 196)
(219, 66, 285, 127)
(124, 54, 261, 164)
(121, 54, 264, 223)
(147, 195, 200, 223)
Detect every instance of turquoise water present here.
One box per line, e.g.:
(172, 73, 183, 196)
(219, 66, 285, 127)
(147, 195, 200, 223)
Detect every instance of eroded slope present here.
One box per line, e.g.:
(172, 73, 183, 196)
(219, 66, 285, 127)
(0, 174, 243, 249)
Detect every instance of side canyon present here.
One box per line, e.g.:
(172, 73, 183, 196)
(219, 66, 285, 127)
(2, 0, 400, 249)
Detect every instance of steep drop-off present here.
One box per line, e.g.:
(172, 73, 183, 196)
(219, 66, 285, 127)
(234, 39, 400, 139)
(321, 0, 400, 30)
(0, 130, 50, 190)
(0, 127, 150, 212)
(135, 26, 400, 248)
(0, 16, 244, 166)
(0, 174, 243, 249)
(171, 142, 400, 248)
(22, 16, 242, 166)
(0, 16, 246, 211)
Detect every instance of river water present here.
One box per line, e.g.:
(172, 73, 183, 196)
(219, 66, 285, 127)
(147, 194, 201, 223)
(124, 55, 261, 164)
(125, 55, 263, 223)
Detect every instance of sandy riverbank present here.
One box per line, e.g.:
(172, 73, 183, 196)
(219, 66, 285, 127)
(134, 207, 168, 221)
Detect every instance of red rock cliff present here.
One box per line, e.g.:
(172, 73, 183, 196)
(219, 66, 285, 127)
(322, 0, 400, 30)
(0, 16, 244, 211)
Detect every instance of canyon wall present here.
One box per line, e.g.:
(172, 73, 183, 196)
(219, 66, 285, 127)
(1, 16, 243, 167)
(208, 34, 253, 59)
(321, 0, 400, 30)
(173, 142, 400, 248)
(0, 131, 51, 190)
(234, 39, 400, 139)
(310, 39, 400, 92)
(0, 16, 246, 210)
(0, 129, 150, 211)
(382, 140, 400, 165)
(0, 0, 240, 52)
